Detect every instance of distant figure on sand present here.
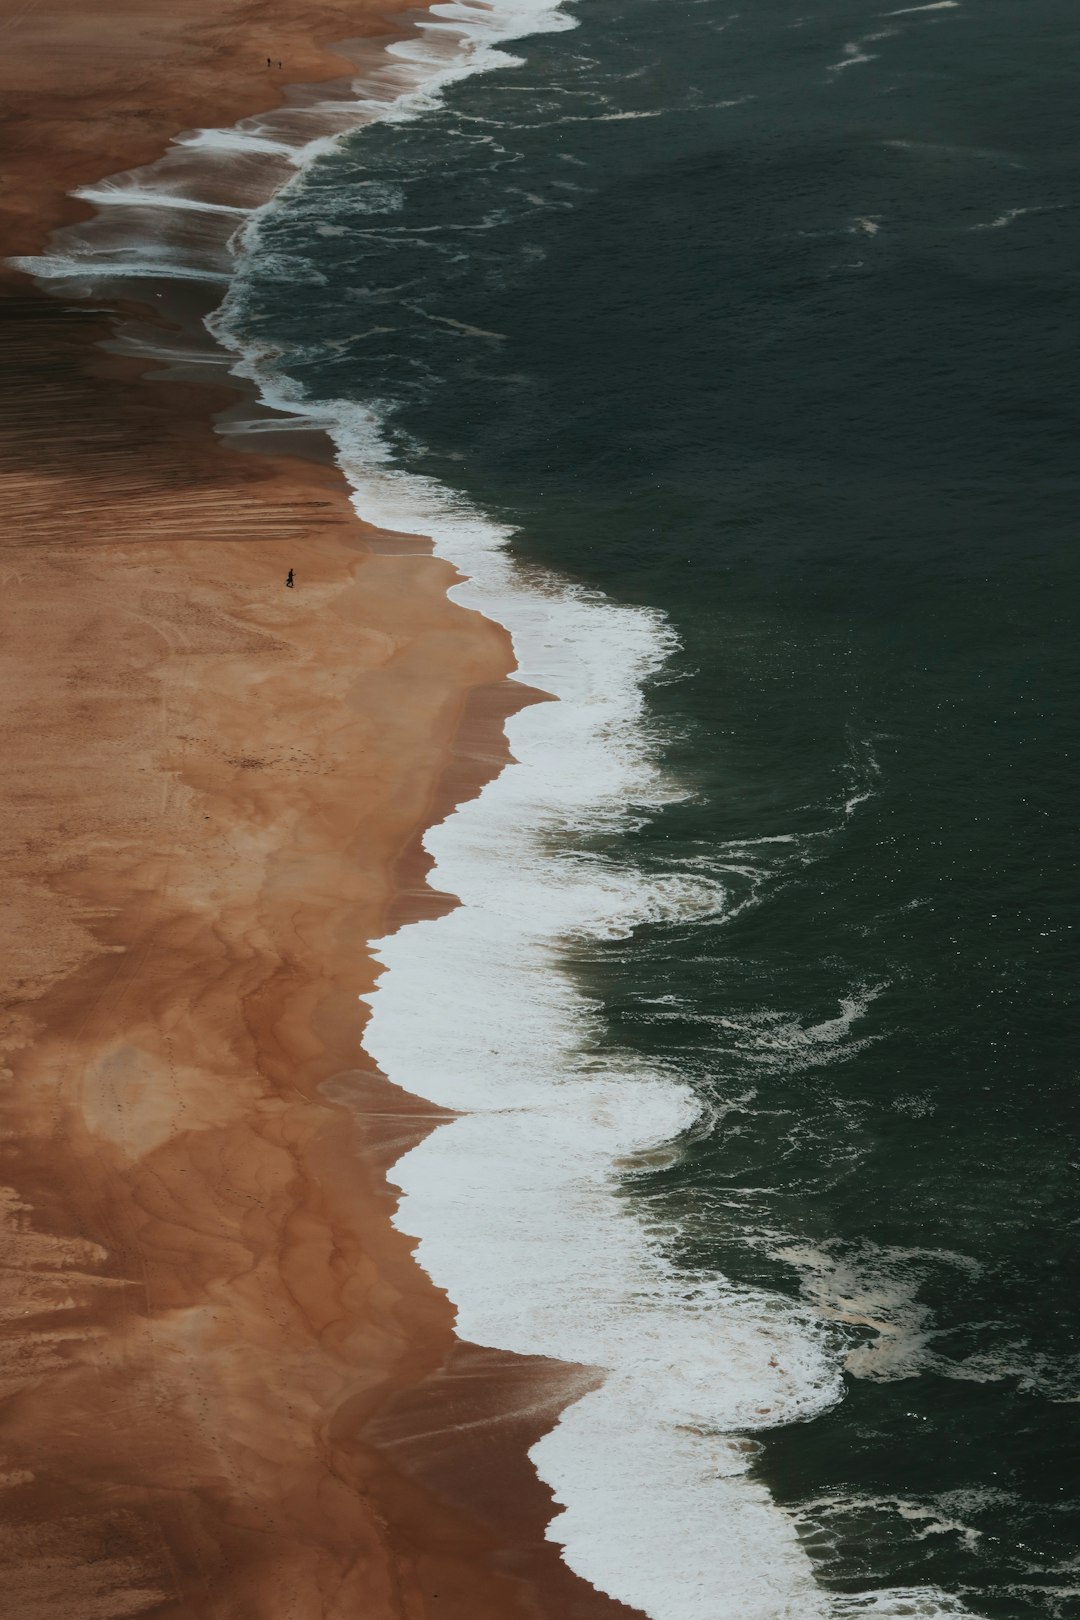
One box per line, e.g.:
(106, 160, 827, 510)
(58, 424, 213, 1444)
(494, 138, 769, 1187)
(285, 568, 294, 588)
(266, 57, 271, 68)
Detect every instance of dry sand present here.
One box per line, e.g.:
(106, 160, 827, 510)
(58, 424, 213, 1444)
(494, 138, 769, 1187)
(0, 2, 644, 1615)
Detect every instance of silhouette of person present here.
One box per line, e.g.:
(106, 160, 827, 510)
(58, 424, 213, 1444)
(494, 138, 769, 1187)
(266, 57, 272, 67)
(285, 568, 295, 588)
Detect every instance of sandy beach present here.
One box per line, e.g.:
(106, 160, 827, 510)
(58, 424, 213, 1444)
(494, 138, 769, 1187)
(0, 2, 644, 1614)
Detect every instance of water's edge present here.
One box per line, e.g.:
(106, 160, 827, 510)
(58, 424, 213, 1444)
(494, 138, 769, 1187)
(11, 4, 986, 1617)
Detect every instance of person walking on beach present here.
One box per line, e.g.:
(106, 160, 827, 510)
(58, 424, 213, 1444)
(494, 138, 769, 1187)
(285, 568, 294, 588)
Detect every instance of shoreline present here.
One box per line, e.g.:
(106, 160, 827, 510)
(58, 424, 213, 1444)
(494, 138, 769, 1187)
(0, 3, 646, 1615)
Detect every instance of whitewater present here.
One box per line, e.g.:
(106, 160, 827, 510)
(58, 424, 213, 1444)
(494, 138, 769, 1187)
(12, 1, 984, 1615)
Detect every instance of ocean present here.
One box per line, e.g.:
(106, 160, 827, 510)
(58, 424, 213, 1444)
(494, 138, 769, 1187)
(24, 0, 1080, 1614)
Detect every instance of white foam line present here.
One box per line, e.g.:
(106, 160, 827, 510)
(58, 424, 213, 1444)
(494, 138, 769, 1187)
(12, 3, 988, 1615)
(13, 255, 231, 283)
(883, 1, 959, 12)
(74, 186, 250, 217)
(173, 128, 302, 158)
(829, 44, 878, 72)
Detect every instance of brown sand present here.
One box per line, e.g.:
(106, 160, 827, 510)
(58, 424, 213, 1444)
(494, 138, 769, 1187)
(0, 3, 643, 1616)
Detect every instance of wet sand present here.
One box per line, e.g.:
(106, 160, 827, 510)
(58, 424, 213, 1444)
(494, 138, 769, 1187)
(0, 2, 644, 1615)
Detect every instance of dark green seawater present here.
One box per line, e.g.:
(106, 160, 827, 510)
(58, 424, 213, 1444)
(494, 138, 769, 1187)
(227, 1, 1080, 1614)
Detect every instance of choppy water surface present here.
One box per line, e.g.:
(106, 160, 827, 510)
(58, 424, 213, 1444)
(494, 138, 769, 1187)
(222, 1, 1080, 1615)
